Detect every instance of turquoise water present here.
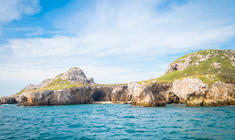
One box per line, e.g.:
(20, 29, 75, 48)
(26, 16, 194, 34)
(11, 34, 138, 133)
(0, 104, 235, 140)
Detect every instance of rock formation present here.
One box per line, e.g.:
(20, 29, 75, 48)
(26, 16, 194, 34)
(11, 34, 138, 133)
(171, 78, 208, 103)
(187, 81, 235, 106)
(128, 82, 156, 107)
(0, 49, 234, 107)
(61, 67, 91, 84)
(171, 78, 235, 106)
(0, 96, 17, 104)
(166, 55, 194, 73)
(128, 82, 171, 107)
(16, 87, 94, 106)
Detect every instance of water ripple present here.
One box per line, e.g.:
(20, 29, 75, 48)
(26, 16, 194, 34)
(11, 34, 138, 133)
(0, 104, 234, 139)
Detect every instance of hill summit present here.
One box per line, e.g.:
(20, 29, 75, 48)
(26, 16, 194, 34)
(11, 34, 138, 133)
(150, 49, 235, 85)
(61, 67, 94, 84)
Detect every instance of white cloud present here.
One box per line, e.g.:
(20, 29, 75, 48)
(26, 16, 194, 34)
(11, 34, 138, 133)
(0, 0, 40, 34)
(0, 0, 40, 23)
(1, 0, 235, 96)
(4, 0, 235, 57)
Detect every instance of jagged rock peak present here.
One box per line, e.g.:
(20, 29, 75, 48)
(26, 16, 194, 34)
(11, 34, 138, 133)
(62, 67, 87, 82)
(61, 67, 94, 84)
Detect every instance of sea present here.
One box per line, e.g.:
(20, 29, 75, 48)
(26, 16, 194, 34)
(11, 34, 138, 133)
(0, 104, 234, 140)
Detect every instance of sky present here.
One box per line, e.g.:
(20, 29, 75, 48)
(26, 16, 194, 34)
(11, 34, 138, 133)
(0, 0, 235, 96)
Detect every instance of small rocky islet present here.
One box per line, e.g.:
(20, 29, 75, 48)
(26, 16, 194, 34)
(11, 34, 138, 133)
(0, 49, 235, 107)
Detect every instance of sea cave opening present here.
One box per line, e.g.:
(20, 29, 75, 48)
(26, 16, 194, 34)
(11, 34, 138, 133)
(92, 90, 106, 101)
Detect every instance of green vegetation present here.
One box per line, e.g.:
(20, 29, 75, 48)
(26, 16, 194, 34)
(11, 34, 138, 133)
(16, 89, 25, 95)
(141, 49, 235, 85)
(32, 78, 84, 92)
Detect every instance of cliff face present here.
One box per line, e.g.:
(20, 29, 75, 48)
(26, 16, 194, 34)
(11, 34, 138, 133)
(16, 87, 94, 106)
(171, 78, 208, 103)
(14, 82, 171, 107)
(170, 78, 235, 106)
(0, 96, 17, 105)
(186, 81, 235, 106)
(128, 83, 171, 107)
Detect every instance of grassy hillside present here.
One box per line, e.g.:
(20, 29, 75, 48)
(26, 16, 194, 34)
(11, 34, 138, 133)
(32, 78, 85, 92)
(16, 77, 85, 95)
(140, 49, 235, 85)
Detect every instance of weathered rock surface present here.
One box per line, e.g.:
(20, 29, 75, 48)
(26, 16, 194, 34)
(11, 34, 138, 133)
(87, 78, 95, 84)
(128, 82, 156, 107)
(0, 96, 17, 104)
(111, 85, 130, 102)
(187, 82, 235, 106)
(61, 67, 92, 84)
(128, 82, 170, 107)
(171, 78, 208, 103)
(166, 55, 195, 73)
(171, 78, 235, 106)
(16, 87, 94, 106)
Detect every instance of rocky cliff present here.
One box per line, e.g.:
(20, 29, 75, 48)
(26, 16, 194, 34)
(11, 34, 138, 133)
(170, 78, 235, 106)
(158, 49, 235, 106)
(0, 66, 172, 106)
(138, 49, 235, 106)
(0, 49, 234, 107)
(0, 96, 17, 104)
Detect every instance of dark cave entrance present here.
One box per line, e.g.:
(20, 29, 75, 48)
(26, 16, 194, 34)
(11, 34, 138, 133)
(92, 90, 106, 101)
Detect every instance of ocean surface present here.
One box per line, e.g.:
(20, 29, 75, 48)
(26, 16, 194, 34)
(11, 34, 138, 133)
(0, 104, 234, 140)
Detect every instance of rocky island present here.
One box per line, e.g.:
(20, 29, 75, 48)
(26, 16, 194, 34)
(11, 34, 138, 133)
(1, 49, 234, 107)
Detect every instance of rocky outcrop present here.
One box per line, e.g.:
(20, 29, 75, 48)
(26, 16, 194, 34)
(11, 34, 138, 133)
(16, 87, 94, 106)
(87, 78, 95, 84)
(166, 55, 194, 73)
(171, 78, 235, 106)
(61, 67, 93, 84)
(128, 82, 156, 107)
(171, 78, 208, 103)
(187, 82, 235, 106)
(0, 96, 17, 104)
(211, 62, 221, 68)
(111, 85, 130, 102)
(128, 82, 171, 107)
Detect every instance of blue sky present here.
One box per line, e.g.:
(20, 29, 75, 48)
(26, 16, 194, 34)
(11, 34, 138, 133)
(0, 0, 235, 96)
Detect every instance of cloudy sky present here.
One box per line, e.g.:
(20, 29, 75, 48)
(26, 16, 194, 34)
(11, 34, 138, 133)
(0, 0, 235, 96)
